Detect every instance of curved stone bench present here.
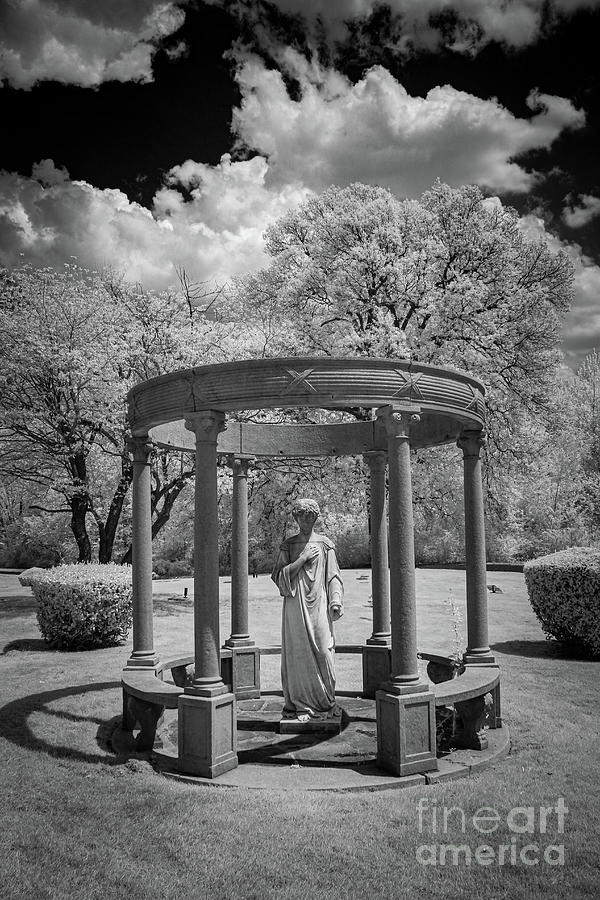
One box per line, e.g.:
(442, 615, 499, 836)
(419, 652, 501, 751)
(121, 667, 185, 751)
(121, 646, 501, 754)
(430, 664, 499, 705)
(122, 650, 238, 750)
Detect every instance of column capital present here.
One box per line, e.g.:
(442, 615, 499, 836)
(184, 411, 226, 444)
(228, 455, 254, 478)
(376, 404, 421, 439)
(126, 433, 154, 464)
(457, 429, 487, 458)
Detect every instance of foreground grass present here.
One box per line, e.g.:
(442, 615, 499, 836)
(1, 570, 599, 899)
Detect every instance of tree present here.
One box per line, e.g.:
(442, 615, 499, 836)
(225, 181, 575, 559)
(553, 350, 600, 543)
(228, 181, 573, 435)
(0, 265, 229, 563)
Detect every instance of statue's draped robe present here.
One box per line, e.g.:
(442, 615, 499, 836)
(272, 534, 344, 718)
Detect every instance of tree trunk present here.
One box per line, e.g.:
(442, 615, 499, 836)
(98, 453, 133, 564)
(119, 476, 189, 565)
(70, 494, 92, 563)
(68, 453, 92, 562)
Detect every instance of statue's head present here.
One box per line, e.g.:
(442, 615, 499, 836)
(292, 498, 320, 525)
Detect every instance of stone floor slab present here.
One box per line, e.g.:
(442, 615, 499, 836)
(113, 693, 510, 792)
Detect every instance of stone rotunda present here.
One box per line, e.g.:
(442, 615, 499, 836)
(122, 357, 500, 780)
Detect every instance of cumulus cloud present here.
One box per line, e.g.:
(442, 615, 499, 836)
(0, 157, 309, 288)
(562, 193, 600, 228)
(208, 0, 600, 55)
(1, 156, 596, 369)
(231, 52, 585, 195)
(0, 0, 186, 89)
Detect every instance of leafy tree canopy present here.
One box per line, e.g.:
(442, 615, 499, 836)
(229, 181, 574, 439)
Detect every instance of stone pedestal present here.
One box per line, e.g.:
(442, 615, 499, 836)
(221, 646, 261, 700)
(376, 688, 437, 777)
(178, 692, 237, 778)
(362, 644, 392, 699)
(279, 711, 342, 735)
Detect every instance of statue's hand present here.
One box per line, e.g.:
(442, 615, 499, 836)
(300, 544, 320, 565)
(330, 604, 343, 621)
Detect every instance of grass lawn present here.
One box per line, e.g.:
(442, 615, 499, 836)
(1, 568, 599, 899)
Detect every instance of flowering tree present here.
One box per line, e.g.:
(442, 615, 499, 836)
(0, 265, 228, 563)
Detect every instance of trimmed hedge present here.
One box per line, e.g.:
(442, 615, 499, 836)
(523, 547, 600, 655)
(28, 563, 132, 650)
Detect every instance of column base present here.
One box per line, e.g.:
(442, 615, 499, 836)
(366, 634, 392, 645)
(185, 679, 229, 698)
(362, 644, 392, 699)
(463, 651, 496, 665)
(124, 653, 160, 669)
(178, 692, 238, 778)
(376, 687, 438, 777)
(380, 678, 430, 696)
(224, 636, 255, 648)
(221, 646, 261, 700)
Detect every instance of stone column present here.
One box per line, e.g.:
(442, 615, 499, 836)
(224, 455, 260, 699)
(380, 407, 422, 690)
(178, 411, 237, 778)
(362, 451, 391, 697)
(457, 429, 495, 665)
(227, 456, 253, 647)
(125, 435, 159, 670)
(374, 406, 437, 777)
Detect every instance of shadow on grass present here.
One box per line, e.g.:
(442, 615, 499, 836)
(2, 638, 49, 654)
(492, 639, 600, 662)
(0, 680, 135, 767)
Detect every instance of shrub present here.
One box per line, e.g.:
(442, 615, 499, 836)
(333, 523, 370, 568)
(414, 527, 462, 566)
(164, 559, 192, 578)
(28, 563, 132, 650)
(18, 566, 47, 586)
(0, 514, 74, 568)
(523, 547, 600, 655)
(152, 558, 193, 578)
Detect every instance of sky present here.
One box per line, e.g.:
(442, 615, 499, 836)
(1, 0, 599, 370)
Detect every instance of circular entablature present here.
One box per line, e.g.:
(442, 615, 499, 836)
(129, 357, 485, 450)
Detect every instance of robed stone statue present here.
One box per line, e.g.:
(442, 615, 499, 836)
(272, 499, 344, 722)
